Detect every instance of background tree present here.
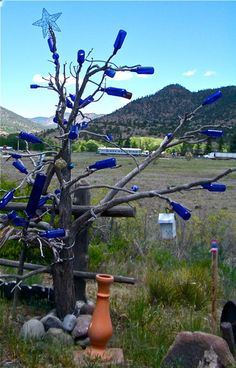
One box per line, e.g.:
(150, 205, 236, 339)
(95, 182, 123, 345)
(0, 9, 235, 319)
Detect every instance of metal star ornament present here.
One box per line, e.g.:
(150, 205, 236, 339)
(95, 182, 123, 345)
(32, 8, 62, 38)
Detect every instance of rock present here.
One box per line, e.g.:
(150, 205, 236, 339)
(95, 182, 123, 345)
(20, 319, 45, 340)
(0, 361, 22, 368)
(160, 331, 235, 368)
(74, 300, 86, 317)
(62, 314, 77, 332)
(71, 315, 92, 339)
(40, 314, 63, 331)
(80, 300, 95, 315)
(45, 328, 74, 346)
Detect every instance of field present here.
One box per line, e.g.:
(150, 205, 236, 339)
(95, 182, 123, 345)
(1, 153, 236, 367)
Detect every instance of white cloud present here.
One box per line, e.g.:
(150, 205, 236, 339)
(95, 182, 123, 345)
(32, 74, 76, 86)
(204, 70, 216, 77)
(182, 69, 196, 77)
(113, 71, 134, 81)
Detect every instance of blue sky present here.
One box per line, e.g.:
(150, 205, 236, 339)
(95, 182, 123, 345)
(1, 1, 236, 118)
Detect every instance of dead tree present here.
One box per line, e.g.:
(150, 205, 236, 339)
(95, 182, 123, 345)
(0, 13, 235, 318)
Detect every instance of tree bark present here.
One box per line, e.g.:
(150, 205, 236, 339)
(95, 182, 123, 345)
(73, 180, 91, 301)
(51, 145, 76, 319)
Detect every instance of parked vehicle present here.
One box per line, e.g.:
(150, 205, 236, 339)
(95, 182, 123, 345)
(97, 147, 149, 156)
(204, 152, 236, 159)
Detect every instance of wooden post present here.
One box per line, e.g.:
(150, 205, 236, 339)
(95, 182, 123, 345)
(73, 180, 91, 301)
(211, 239, 219, 335)
(12, 242, 27, 319)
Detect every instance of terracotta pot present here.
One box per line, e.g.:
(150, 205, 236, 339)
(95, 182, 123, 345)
(87, 274, 114, 359)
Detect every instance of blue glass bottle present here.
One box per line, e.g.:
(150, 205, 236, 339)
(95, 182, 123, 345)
(105, 69, 116, 78)
(12, 160, 28, 174)
(200, 129, 223, 138)
(11, 153, 22, 159)
(201, 183, 226, 192)
(79, 95, 94, 108)
(0, 189, 16, 209)
(131, 185, 139, 192)
(88, 158, 117, 170)
(48, 37, 56, 53)
(68, 124, 79, 140)
(38, 195, 50, 208)
(131, 66, 154, 75)
(40, 228, 66, 238)
(114, 30, 127, 53)
(202, 91, 222, 106)
(77, 49, 85, 65)
(30, 84, 40, 89)
(8, 211, 27, 227)
(101, 87, 132, 100)
(25, 173, 47, 218)
(170, 201, 191, 221)
(66, 98, 73, 109)
(69, 93, 76, 102)
(52, 52, 59, 60)
(19, 132, 43, 144)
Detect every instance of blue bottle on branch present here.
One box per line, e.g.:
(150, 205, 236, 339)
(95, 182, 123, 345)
(40, 228, 66, 238)
(77, 49, 85, 65)
(101, 87, 132, 100)
(38, 195, 50, 208)
(131, 66, 154, 75)
(19, 132, 43, 144)
(30, 84, 41, 89)
(25, 173, 47, 218)
(68, 124, 79, 140)
(131, 185, 139, 192)
(201, 183, 226, 192)
(66, 98, 73, 109)
(105, 69, 116, 78)
(8, 211, 27, 227)
(79, 95, 94, 108)
(11, 153, 22, 159)
(200, 129, 223, 138)
(0, 189, 16, 209)
(113, 30, 127, 53)
(12, 160, 28, 174)
(88, 158, 117, 170)
(170, 201, 191, 221)
(202, 91, 222, 106)
(48, 37, 56, 53)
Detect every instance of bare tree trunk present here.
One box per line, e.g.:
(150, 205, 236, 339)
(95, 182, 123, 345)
(73, 180, 91, 301)
(51, 145, 76, 319)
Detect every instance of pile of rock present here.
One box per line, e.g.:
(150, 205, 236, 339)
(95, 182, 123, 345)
(20, 300, 95, 348)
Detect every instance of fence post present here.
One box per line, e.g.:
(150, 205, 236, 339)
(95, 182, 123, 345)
(73, 180, 91, 301)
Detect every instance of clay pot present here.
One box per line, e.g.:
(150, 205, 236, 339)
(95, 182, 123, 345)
(87, 274, 114, 359)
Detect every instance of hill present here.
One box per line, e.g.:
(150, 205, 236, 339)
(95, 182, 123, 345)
(31, 112, 103, 126)
(0, 107, 49, 134)
(91, 84, 236, 138)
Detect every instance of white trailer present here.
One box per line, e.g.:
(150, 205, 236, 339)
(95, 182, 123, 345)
(204, 152, 236, 159)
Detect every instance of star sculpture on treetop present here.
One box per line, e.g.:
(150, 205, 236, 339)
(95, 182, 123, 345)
(32, 8, 62, 38)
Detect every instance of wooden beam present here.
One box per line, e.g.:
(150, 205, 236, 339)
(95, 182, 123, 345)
(0, 258, 136, 285)
(5, 202, 136, 218)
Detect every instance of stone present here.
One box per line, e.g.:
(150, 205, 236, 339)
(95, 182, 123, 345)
(80, 300, 95, 315)
(40, 314, 63, 331)
(74, 300, 86, 317)
(20, 319, 45, 340)
(71, 315, 92, 339)
(160, 331, 235, 368)
(44, 328, 74, 346)
(62, 314, 77, 332)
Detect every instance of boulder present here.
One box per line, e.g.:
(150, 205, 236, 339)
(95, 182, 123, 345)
(62, 314, 77, 332)
(20, 319, 45, 340)
(160, 331, 235, 368)
(80, 300, 95, 315)
(44, 328, 74, 346)
(71, 315, 92, 339)
(40, 314, 63, 331)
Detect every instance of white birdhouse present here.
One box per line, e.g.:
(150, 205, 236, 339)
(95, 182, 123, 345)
(158, 213, 176, 240)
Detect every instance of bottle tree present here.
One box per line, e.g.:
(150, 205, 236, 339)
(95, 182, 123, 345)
(1, 9, 235, 318)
